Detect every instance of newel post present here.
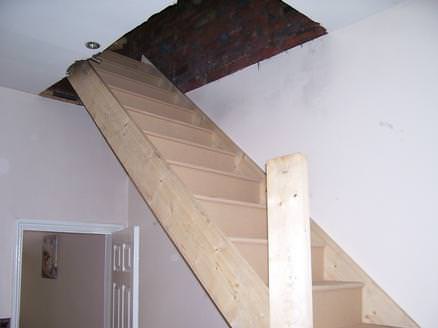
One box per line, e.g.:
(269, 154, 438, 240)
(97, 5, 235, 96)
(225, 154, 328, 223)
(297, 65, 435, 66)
(267, 153, 313, 328)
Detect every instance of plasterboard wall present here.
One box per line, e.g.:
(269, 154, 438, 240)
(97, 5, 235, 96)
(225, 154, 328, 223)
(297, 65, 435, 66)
(0, 86, 128, 317)
(188, 0, 438, 327)
(127, 181, 228, 328)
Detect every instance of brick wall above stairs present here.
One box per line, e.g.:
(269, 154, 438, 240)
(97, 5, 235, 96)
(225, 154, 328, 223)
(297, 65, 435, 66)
(117, 0, 326, 92)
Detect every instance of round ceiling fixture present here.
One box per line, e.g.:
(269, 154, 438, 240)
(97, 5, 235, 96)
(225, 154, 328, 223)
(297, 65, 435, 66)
(85, 41, 101, 50)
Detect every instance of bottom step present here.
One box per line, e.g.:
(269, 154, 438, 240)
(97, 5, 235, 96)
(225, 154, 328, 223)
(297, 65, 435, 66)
(314, 281, 363, 328)
(348, 325, 399, 328)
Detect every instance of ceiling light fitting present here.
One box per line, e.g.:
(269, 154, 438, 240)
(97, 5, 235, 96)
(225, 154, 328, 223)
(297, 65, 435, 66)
(85, 41, 100, 50)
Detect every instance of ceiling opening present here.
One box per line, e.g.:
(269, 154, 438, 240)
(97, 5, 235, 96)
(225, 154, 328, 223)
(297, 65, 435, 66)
(42, 0, 326, 103)
(115, 0, 326, 92)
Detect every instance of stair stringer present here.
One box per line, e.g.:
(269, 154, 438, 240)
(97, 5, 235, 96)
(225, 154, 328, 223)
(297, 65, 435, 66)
(68, 61, 269, 328)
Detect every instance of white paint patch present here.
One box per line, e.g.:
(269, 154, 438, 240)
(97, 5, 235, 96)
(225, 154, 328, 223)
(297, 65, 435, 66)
(0, 158, 10, 176)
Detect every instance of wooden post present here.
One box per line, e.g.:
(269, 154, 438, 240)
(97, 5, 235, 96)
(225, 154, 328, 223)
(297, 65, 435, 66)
(267, 153, 313, 328)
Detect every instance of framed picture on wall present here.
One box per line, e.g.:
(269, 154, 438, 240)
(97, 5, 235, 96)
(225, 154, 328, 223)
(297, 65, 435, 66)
(0, 318, 10, 328)
(42, 235, 58, 279)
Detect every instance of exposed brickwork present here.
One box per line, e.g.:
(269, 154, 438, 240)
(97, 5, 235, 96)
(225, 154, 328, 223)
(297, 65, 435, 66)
(118, 0, 326, 92)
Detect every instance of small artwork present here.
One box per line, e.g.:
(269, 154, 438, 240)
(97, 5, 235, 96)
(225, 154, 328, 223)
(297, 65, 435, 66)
(42, 235, 58, 279)
(0, 318, 10, 328)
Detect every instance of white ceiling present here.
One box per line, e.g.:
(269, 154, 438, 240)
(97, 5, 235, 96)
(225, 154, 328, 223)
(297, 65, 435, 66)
(284, 0, 406, 31)
(0, 0, 174, 94)
(0, 0, 405, 95)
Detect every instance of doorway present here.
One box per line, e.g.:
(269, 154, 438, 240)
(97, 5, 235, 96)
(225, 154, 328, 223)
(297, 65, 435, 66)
(11, 220, 138, 328)
(19, 231, 106, 328)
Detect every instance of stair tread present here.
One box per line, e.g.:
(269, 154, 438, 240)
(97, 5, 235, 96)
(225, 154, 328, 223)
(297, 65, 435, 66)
(346, 325, 399, 328)
(194, 194, 266, 208)
(129, 107, 212, 134)
(313, 281, 364, 291)
(229, 237, 325, 248)
(229, 237, 267, 244)
(168, 160, 262, 182)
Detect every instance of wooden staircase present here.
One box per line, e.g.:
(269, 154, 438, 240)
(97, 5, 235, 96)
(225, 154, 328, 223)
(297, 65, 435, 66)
(68, 51, 418, 328)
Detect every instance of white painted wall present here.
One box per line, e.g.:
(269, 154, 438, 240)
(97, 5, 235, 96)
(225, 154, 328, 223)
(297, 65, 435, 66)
(285, 0, 406, 31)
(127, 181, 227, 328)
(0, 0, 174, 94)
(0, 86, 128, 318)
(188, 0, 438, 326)
(20, 231, 106, 328)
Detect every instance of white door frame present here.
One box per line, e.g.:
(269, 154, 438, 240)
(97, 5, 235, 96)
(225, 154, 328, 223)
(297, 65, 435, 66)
(11, 219, 124, 328)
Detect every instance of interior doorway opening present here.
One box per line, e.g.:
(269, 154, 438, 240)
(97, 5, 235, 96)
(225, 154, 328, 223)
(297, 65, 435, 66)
(11, 221, 131, 328)
(19, 231, 106, 328)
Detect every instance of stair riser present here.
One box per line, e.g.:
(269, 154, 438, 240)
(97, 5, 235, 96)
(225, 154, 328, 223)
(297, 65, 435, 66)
(114, 90, 199, 126)
(148, 134, 261, 179)
(128, 111, 213, 146)
(100, 52, 160, 76)
(170, 164, 263, 203)
(148, 135, 235, 171)
(233, 241, 324, 283)
(313, 287, 362, 328)
(110, 83, 190, 109)
(233, 157, 262, 181)
(93, 61, 168, 89)
(197, 199, 267, 239)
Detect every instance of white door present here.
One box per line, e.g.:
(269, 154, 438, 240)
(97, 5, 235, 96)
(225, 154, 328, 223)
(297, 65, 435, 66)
(111, 226, 139, 328)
